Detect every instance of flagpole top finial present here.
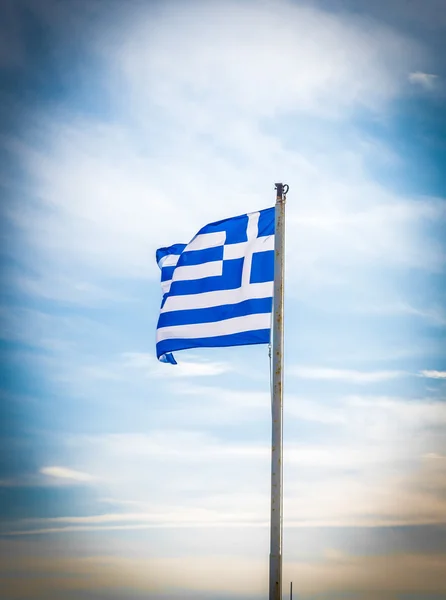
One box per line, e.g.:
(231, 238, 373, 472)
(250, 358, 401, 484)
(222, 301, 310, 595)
(275, 183, 289, 198)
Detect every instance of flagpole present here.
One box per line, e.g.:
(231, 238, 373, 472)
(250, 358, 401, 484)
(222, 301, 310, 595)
(269, 182, 287, 600)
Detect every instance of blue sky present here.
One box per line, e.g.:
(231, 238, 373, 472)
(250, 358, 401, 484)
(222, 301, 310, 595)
(1, 0, 446, 598)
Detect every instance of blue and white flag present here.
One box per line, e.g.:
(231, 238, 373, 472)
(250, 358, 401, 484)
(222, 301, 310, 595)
(156, 207, 275, 363)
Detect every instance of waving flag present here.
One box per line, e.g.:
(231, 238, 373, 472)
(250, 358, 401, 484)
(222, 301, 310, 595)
(156, 207, 275, 363)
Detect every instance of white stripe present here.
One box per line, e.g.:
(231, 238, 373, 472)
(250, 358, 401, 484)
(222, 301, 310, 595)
(223, 235, 274, 260)
(223, 242, 246, 260)
(246, 212, 259, 240)
(157, 313, 271, 341)
(187, 231, 225, 251)
(241, 212, 259, 287)
(161, 282, 273, 312)
(173, 261, 223, 281)
(160, 254, 182, 268)
(255, 235, 275, 251)
(161, 280, 172, 294)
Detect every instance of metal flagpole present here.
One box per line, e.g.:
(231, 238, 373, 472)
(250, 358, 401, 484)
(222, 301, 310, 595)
(269, 182, 288, 600)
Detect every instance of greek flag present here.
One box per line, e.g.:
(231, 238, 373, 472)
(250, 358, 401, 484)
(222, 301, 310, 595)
(156, 207, 275, 364)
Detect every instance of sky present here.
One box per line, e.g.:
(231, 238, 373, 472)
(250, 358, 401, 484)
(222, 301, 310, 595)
(0, 0, 446, 598)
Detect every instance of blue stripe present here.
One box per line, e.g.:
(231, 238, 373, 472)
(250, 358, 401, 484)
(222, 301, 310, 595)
(179, 246, 223, 266)
(161, 266, 175, 282)
(160, 247, 223, 283)
(197, 213, 249, 244)
(250, 250, 274, 284)
(157, 297, 272, 328)
(258, 207, 275, 236)
(169, 258, 244, 296)
(156, 329, 271, 358)
(191, 207, 274, 245)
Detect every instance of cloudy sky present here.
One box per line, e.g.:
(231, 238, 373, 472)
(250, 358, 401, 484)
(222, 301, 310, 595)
(1, 0, 446, 598)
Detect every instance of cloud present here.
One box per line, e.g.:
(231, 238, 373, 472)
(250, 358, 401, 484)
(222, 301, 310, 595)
(3, 385, 446, 549)
(11, 272, 137, 306)
(7, 0, 442, 306)
(2, 550, 446, 599)
(148, 382, 270, 426)
(40, 466, 94, 483)
(111, 0, 423, 119)
(0, 464, 96, 488)
(290, 366, 406, 383)
(7, 450, 446, 533)
(0, 306, 114, 351)
(27, 390, 444, 527)
(409, 71, 439, 89)
(345, 395, 446, 431)
(355, 300, 446, 326)
(122, 352, 232, 377)
(423, 452, 446, 460)
(419, 370, 446, 379)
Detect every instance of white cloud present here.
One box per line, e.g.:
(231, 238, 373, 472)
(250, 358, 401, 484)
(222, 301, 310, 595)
(12, 117, 444, 291)
(2, 549, 446, 599)
(0, 306, 114, 350)
(112, 0, 422, 119)
(345, 395, 446, 437)
(40, 466, 94, 483)
(286, 396, 347, 424)
(419, 370, 446, 379)
(122, 352, 232, 377)
(8, 0, 442, 303)
(4, 387, 445, 540)
(153, 383, 270, 426)
(9, 446, 446, 533)
(12, 272, 137, 306)
(290, 366, 406, 383)
(355, 300, 446, 326)
(409, 71, 439, 89)
(423, 452, 446, 460)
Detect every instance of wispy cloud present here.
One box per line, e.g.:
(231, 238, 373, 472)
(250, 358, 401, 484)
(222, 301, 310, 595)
(122, 352, 233, 377)
(112, 1, 422, 119)
(2, 548, 446, 599)
(356, 300, 446, 326)
(0, 466, 96, 488)
(0, 306, 114, 351)
(9, 0, 440, 302)
(40, 466, 94, 483)
(12, 272, 137, 306)
(290, 366, 406, 383)
(419, 370, 446, 379)
(423, 452, 446, 460)
(409, 71, 439, 89)
(7, 444, 446, 533)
